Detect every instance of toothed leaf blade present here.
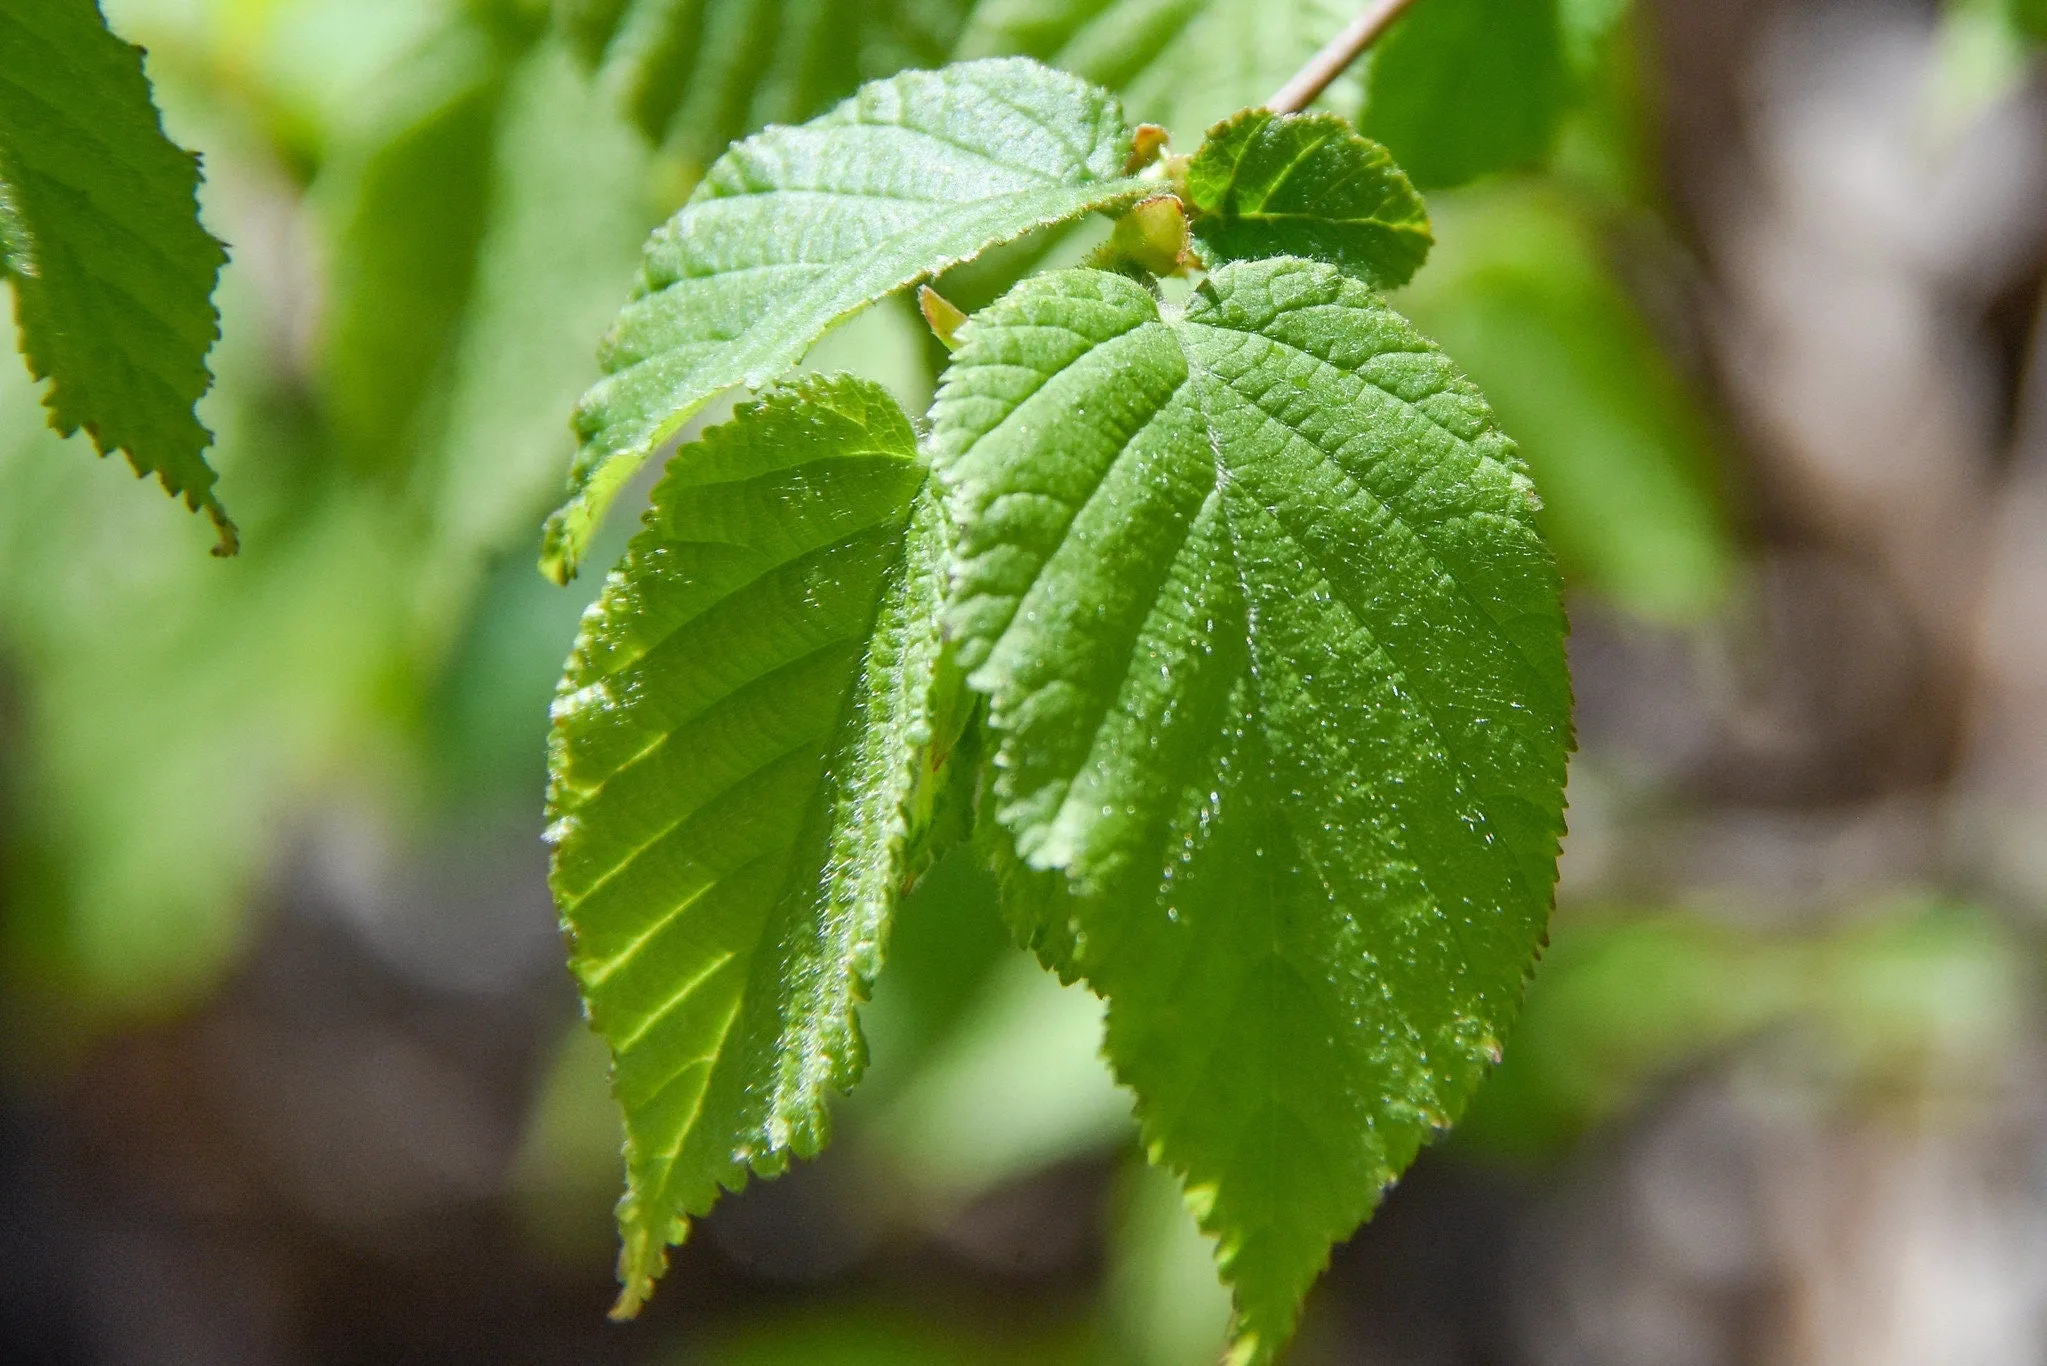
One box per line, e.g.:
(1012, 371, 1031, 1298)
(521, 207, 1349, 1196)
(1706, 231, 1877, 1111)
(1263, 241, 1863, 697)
(933, 260, 1571, 1362)
(548, 374, 955, 1314)
(1184, 109, 1431, 288)
(541, 57, 1151, 581)
(0, 0, 232, 547)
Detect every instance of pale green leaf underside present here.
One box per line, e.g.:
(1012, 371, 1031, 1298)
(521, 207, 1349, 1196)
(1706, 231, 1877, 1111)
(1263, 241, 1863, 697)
(0, 0, 232, 548)
(1184, 108, 1431, 289)
(548, 374, 951, 1314)
(957, 0, 1364, 143)
(540, 57, 1151, 582)
(933, 259, 1570, 1362)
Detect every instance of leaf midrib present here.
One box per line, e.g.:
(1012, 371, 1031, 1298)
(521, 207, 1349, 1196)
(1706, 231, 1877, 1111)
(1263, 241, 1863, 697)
(1183, 308, 1560, 697)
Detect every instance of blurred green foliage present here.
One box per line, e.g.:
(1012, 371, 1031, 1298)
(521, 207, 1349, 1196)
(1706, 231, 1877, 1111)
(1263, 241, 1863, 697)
(1459, 902, 2033, 1162)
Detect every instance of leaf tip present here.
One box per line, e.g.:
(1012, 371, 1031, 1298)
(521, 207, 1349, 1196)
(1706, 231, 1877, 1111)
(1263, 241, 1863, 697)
(917, 285, 969, 350)
(200, 495, 238, 557)
(606, 1285, 648, 1322)
(538, 508, 579, 586)
(609, 1204, 683, 1320)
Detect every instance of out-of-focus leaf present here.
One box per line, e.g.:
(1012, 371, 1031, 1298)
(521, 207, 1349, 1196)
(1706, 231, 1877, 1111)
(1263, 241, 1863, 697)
(713, 1308, 1096, 1366)
(842, 848, 1012, 1104)
(430, 32, 654, 571)
(1107, 1157, 1233, 1366)
(507, 1022, 625, 1264)
(1459, 904, 2029, 1161)
(541, 59, 1151, 582)
(241, 0, 467, 162)
(935, 259, 1570, 1363)
(555, 0, 970, 166)
(1926, 0, 2040, 139)
(548, 376, 956, 1315)
(1558, 0, 1633, 71)
(957, 0, 1361, 143)
(1455, 916, 1801, 1160)
(0, 0, 232, 547)
(1360, 0, 1568, 189)
(0, 364, 411, 1008)
(867, 952, 1132, 1202)
(1181, 108, 1431, 287)
(314, 7, 522, 480)
(1394, 184, 1731, 620)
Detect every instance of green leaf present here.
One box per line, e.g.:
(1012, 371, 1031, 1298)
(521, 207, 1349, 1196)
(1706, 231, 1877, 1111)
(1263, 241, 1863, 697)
(1558, 0, 1634, 70)
(313, 8, 521, 481)
(1183, 109, 1431, 289)
(1392, 184, 1729, 620)
(1360, 0, 1568, 190)
(957, 0, 1364, 143)
(556, 0, 970, 163)
(2012, 0, 2047, 43)
(430, 32, 655, 565)
(540, 57, 1152, 583)
(933, 259, 1571, 1361)
(0, 0, 232, 549)
(547, 374, 958, 1314)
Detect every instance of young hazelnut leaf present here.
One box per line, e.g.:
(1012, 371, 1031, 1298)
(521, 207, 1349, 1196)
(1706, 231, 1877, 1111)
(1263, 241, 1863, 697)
(0, 0, 233, 550)
(540, 57, 1153, 582)
(1183, 109, 1431, 288)
(548, 374, 959, 1315)
(933, 260, 1571, 1362)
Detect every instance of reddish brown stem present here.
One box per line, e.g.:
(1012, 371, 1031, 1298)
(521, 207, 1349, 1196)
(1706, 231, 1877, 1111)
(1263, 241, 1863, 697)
(1264, 0, 1423, 114)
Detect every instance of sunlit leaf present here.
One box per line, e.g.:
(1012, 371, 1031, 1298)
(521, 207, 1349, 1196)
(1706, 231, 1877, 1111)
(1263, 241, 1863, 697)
(934, 259, 1571, 1361)
(547, 374, 957, 1313)
(540, 58, 1151, 582)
